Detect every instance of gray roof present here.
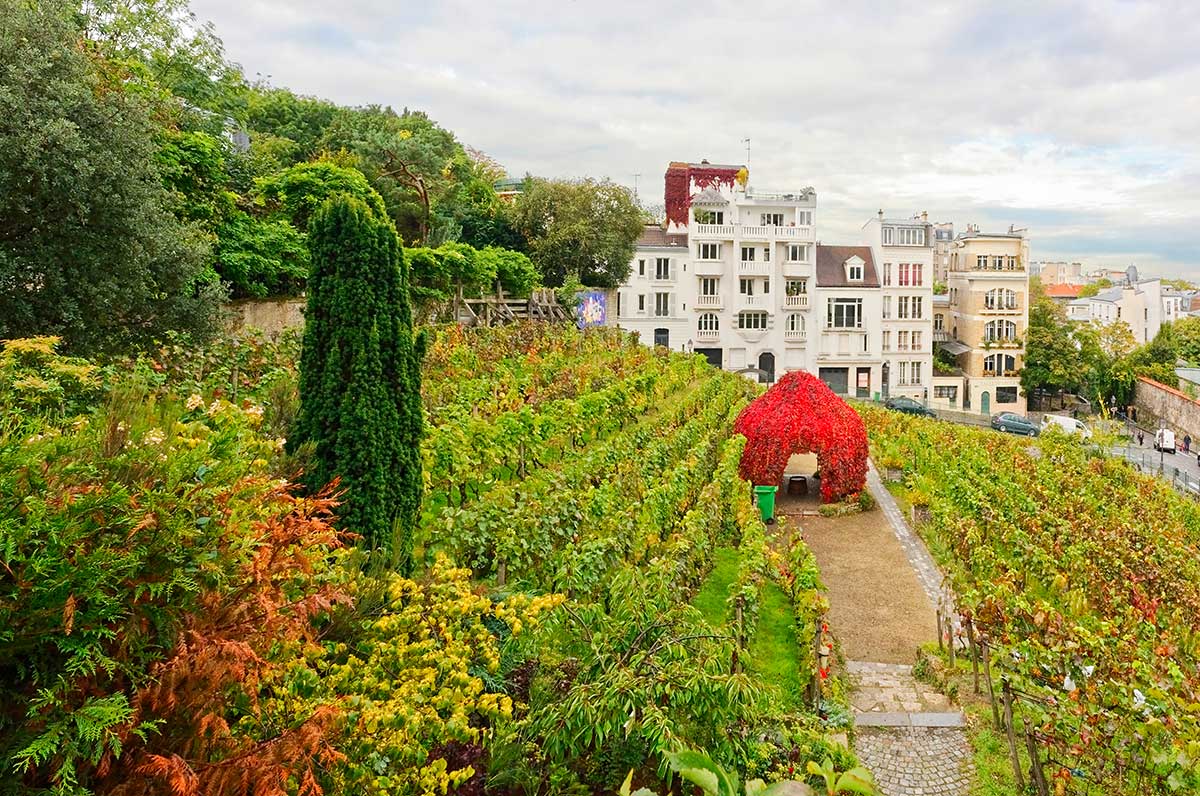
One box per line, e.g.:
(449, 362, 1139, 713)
(636, 224, 688, 249)
(692, 187, 729, 205)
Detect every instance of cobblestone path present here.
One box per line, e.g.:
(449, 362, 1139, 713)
(844, 467, 974, 796)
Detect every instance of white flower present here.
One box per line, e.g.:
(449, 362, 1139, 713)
(185, 394, 204, 411)
(244, 404, 264, 425)
(143, 428, 165, 446)
(1063, 675, 1076, 692)
(1133, 689, 1146, 708)
(206, 399, 222, 416)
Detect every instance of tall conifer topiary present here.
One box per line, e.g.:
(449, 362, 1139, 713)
(292, 193, 424, 570)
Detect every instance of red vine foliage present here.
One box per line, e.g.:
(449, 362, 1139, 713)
(733, 371, 869, 502)
(664, 162, 740, 227)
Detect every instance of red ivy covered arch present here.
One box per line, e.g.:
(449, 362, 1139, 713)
(733, 371, 869, 503)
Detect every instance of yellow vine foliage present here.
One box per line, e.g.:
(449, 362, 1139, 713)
(326, 555, 562, 795)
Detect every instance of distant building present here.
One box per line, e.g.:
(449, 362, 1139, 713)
(1034, 261, 1086, 286)
(1044, 283, 1084, 303)
(1067, 277, 1165, 344)
(940, 226, 1031, 415)
(931, 221, 954, 283)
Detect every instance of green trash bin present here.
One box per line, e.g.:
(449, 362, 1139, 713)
(753, 485, 778, 523)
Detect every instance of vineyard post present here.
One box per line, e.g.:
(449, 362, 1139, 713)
(1001, 678, 1025, 790)
(967, 619, 980, 694)
(947, 613, 956, 667)
(936, 610, 944, 653)
(497, 560, 507, 587)
(1023, 720, 1049, 796)
(732, 598, 744, 675)
(983, 639, 1000, 730)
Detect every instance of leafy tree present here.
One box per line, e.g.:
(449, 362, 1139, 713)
(1172, 316, 1200, 364)
(1076, 320, 1138, 406)
(407, 242, 539, 313)
(290, 194, 424, 568)
(215, 210, 309, 298)
(479, 245, 539, 296)
(1021, 294, 1082, 396)
(513, 177, 644, 288)
(244, 84, 340, 160)
(0, 1, 223, 353)
(256, 160, 389, 230)
(1077, 277, 1112, 298)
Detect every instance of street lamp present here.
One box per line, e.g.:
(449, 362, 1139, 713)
(881, 362, 890, 401)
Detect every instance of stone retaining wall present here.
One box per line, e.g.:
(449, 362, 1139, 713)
(226, 297, 306, 337)
(1134, 376, 1200, 440)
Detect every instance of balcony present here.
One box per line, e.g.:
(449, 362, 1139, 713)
(933, 329, 949, 342)
(691, 223, 815, 242)
(694, 294, 722, 309)
(782, 261, 813, 277)
(981, 303, 1022, 314)
(693, 223, 736, 238)
(693, 260, 725, 277)
(784, 294, 809, 309)
(784, 330, 807, 344)
(736, 294, 769, 310)
(696, 328, 719, 341)
(738, 260, 771, 275)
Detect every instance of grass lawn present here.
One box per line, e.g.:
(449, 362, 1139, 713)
(750, 580, 807, 710)
(693, 546, 740, 627)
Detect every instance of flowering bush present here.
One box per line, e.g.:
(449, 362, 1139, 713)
(732, 371, 868, 502)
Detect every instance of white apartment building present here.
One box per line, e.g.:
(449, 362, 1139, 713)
(611, 161, 932, 400)
(1067, 276, 1165, 344)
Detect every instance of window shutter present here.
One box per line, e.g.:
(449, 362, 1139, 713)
(669, 293, 677, 317)
(670, 259, 677, 281)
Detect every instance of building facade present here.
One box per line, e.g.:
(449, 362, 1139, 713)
(1067, 277, 1165, 344)
(931, 221, 954, 284)
(941, 227, 1031, 415)
(611, 161, 932, 400)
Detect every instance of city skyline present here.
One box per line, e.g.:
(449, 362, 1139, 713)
(191, 0, 1200, 278)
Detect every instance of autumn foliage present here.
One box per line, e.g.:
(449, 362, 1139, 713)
(663, 162, 741, 227)
(733, 371, 869, 502)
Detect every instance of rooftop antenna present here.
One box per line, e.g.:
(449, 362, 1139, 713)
(632, 173, 641, 202)
(742, 137, 751, 170)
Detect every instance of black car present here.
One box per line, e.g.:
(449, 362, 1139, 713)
(884, 396, 937, 418)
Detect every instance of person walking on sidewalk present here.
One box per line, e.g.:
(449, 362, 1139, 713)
(1138, 431, 1145, 447)
(1186, 434, 1193, 454)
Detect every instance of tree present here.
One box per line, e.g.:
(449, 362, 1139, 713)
(290, 194, 424, 569)
(1021, 294, 1082, 396)
(0, 1, 224, 353)
(512, 178, 644, 288)
(1078, 278, 1112, 298)
(256, 160, 389, 230)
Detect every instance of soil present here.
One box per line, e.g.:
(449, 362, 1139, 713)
(790, 511, 936, 665)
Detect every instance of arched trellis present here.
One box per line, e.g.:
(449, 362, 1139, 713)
(733, 370, 869, 503)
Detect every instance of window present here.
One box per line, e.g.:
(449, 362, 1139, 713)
(763, 246, 770, 262)
(654, 292, 671, 317)
(913, 263, 924, 286)
(910, 361, 923, 383)
(826, 298, 863, 329)
(898, 361, 908, 384)
(997, 386, 1018, 403)
(739, 278, 754, 295)
(787, 244, 810, 262)
(934, 313, 944, 331)
(796, 210, 813, 226)
(882, 227, 894, 245)
(786, 313, 805, 334)
(847, 261, 864, 281)
(762, 279, 770, 294)
(976, 255, 989, 270)
(899, 263, 910, 286)
(882, 296, 892, 319)
(1006, 256, 1018, 271)
(984, 320, 1018, 342)
(637, 294, 646, 312)
(638, 259, 645, 277)
(760, 212, 784, 226)
(935, 385, 958, 402)
(883, 262, 892, 286)
(698, 312, 719, 332)
(738, 311, 769, 330)
(912, 331, 922, 350)
(655, 258, 671, 280)
(694, 209, 724, 224)
(897, 296, 910, 319)
(698, 243, 720, 260)
(700, 277, 719, 296)
(898, 331, 910, 351)
(785, 279, 808, 295)
(985, 289, 1018, 310)
(741, 246, 756, 262)
(882, 330, 891, 351)
(912, 296, 923, 319)
(992, 256, 1004, 270)
(984, 354, 1017, 375)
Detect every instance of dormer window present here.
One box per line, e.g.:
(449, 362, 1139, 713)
(845, 256, 864, 281)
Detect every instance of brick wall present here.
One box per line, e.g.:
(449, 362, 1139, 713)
(1134, 376, 1200, 440)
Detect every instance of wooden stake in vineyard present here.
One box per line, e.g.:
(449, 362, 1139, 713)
(1001, 678, 1025, 791)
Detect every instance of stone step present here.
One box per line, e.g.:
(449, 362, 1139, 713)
(854, 712, 965, 728)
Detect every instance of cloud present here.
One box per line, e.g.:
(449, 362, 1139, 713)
(191, 0, 1200, 278)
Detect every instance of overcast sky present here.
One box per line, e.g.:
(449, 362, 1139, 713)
(191, 0, 1200, 279)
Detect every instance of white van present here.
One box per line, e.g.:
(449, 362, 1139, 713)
(1154, 428, 1176, 453)
(1040, 414, 1093, 439)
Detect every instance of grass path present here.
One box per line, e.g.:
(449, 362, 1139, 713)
(692, 547, 740, 627)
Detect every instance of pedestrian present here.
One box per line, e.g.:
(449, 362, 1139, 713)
(1187, 435, 1193, 454)
(1138, 431, 1145, 446)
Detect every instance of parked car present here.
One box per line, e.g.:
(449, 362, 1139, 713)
(1040, 413, 1093, 439)
(885, 396, 937, 418)
(1154, 428, 1176, 453)
(991, 412, 1039, 436)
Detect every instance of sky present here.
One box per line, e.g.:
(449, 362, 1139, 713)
(190, 0, 1200, 280)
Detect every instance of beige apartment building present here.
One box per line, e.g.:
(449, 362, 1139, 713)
(941, 226, 1030, 415)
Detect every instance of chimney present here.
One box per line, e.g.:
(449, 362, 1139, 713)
(877, 209, 884, 220)
(921, 211, 928, 222)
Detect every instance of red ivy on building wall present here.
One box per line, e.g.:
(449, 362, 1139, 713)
(664, 162, 741, 227)
(733, 371, 869, 503)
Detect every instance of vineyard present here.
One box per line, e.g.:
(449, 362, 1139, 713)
(863, 405, 1200, 795)
(0, 325, 854, 796)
